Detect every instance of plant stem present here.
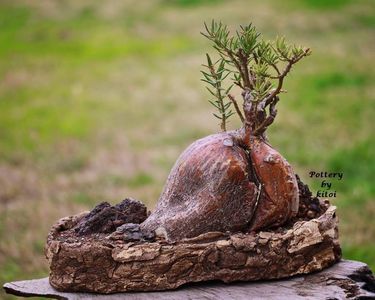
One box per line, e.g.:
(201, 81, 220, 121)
(228, 94, 244, 123)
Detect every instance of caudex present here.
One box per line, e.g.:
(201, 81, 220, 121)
(141, 21, 311, 242)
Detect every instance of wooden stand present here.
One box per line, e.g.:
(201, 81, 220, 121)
(4, 260, 375, 299)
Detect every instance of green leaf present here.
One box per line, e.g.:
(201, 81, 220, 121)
(206, 87, 217, 97)
(208, 100, 220, 109)
(201, 19, 310, 130)
(201, 78, 215, 86)
(213, 113, 223, 119)
(200, 71, 213, 81)
(225, 84, 234, 95)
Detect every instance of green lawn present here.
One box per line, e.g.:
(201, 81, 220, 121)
(0, 0, 374, 298)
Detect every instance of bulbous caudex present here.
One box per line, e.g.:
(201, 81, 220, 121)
(141, 131, 299, 242)
(141, 132, 258, 241)
(248, 137, 299, 231)
(141, 21, 310, 242)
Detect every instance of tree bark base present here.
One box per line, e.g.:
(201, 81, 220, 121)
(45, 202, 341, 293)
(4, 260, 375, 299)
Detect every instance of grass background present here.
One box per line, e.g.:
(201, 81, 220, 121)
(0, 0, 374, 298)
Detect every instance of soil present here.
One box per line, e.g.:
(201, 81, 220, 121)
(51, 175, 329, 246)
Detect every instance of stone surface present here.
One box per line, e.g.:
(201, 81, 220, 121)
(45, 203, 341, 293)
(4, 260, 375, 299)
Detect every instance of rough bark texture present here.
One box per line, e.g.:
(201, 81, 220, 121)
(45, 201, 341, 293)
(4, 260, 375, 299)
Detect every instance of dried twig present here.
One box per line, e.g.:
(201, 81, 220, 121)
(228, 94, 245, 122)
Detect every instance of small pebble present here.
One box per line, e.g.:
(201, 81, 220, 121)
(307, 210, 315, 219)
(223, 138, 233, 147)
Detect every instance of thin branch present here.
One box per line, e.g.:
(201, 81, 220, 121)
(210, 67, 227, 132)
(226, 50, 247, 88)
(261, 49, 310, 106)
(269, 63, 280, 76)
(253, 96, 279, 135)
(201, 20, 311, 136)
(203, 54, 231, 132)
(237, 49, 253, 89)
(234, 80, 244, 89)
(228, 94, 245, 123)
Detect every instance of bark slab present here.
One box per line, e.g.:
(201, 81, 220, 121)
(45, 203, 341, 293)
(4, 260, 375, 299)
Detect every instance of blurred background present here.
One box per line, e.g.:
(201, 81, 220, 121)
(0, 0, 374, 298)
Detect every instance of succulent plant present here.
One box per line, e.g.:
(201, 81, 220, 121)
(141, 21, 310, 242)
